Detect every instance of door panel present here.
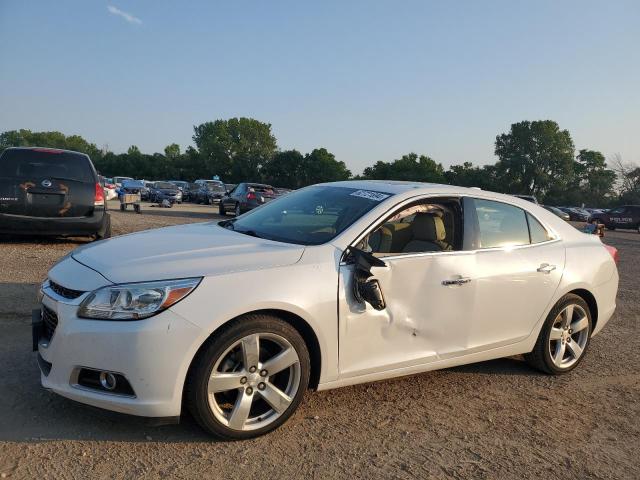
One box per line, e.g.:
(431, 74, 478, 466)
(338, 252, 476, 378)
(468, 242, 565, 349)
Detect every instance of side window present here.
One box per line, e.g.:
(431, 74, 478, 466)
(527, 212, 554, 243)
(364, 199, 462, 256)
(473, 199, 529, 248)
(609, 207, 625, 214)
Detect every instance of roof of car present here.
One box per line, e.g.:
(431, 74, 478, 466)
(318, 180, 480, 195)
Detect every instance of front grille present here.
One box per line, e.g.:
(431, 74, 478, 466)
(41, 305, 58, 341)
(49, 280, 84, 299)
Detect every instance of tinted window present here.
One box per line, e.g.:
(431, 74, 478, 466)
(0, 149, 94, 182)
(527, 212, 552, 243)
(154, 182, 176, 189)
(474, 199, 529, 248)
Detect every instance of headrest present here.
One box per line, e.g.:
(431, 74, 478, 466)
(411, 213, 446, 241)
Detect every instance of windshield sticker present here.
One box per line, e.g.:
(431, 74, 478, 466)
(350, 190, 390, 202)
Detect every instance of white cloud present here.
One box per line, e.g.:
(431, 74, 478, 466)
(107, 5, 142, 25)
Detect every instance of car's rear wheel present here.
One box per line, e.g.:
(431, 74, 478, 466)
(525, 294, 592, 374)
(187, 314, 310, 440)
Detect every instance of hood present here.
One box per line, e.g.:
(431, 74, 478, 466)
(71, 222, 305, 284)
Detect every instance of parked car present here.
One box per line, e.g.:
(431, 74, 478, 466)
(512, 194, 538, 204)
(149, 181, 182, 204)
(34, 181, 618, 439)
(195, 179, 225, 189)
(140, 181, 154, 201)
(558, 207, 590, 222)
(219, 182, 276, 216)
(169, 180, 189, 197)
(113, 176, 133, 188)
(274, 187, 293, 197)
(183, 183, 201, 203)
(543, 205, 570, 221)
(99, 176, 118, 201)
(0, 147, 111, 239)
(195, 183, 226, 205)
(589, 205, 640, 232)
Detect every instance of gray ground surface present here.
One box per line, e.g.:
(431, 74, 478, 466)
(0, 201, 638, 479)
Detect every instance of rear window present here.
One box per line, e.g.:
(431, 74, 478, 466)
(250, 185, 275, 195)
(0, 149, 94, 183)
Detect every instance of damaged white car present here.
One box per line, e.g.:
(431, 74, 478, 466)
(34, 181, 619, 439)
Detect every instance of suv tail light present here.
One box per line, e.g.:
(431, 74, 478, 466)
(604, 244, 618, 264)
(94, 182, 105, 207)
(247, 190, 257, 200)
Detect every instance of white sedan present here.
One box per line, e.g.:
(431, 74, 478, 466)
(34, 181, 619, 439)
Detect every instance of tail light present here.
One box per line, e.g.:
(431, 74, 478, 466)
(94, 182, 105, 207)
(603, 244, 618, 264)
(247, 189, 257, 200)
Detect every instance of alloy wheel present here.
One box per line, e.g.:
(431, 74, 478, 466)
(207, 333, 301, 431)
(548, 304, 590, 369)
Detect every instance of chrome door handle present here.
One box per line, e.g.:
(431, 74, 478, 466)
(537, 263, 556, 274)
(442, 277, 472, 286)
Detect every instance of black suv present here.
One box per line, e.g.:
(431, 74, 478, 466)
(0, 147, 111, 239)
(590, 205, 640, 232)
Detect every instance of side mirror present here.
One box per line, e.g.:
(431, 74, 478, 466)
(347, 246, 387, 310)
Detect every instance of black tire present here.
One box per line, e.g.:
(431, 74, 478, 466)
(235, 203, 241, 216)
(218, 202, 226, 216)
(607, 225, 615, 231)
(95, 213, 111, 240)
(186, 314, 310, 440)
(134, 204, 141, 214)
(119, 203, 125, 211)
(525, 294, 592, 375)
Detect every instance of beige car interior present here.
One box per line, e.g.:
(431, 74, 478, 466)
(367, 203, 456, 255)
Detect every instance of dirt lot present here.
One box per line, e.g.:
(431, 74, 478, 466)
(1, 201, 638, 479)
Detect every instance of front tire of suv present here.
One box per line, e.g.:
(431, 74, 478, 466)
(525, 294, 592, 375)
(186, 314, 310, 440)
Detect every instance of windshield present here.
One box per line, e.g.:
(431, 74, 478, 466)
(222, 185, 393, 245)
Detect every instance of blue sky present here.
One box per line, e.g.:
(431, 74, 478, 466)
(1, 1, 638, 174)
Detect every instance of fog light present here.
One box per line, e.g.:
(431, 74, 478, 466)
(99, 371, 117, 391)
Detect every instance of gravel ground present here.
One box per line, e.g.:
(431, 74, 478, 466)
(0, 201, 638, 479)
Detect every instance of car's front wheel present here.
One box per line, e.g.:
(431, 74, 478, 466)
(525, 294, 592, 374)
(187, 314, 310, 440)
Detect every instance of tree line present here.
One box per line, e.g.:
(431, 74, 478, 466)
(1, 118, 638, 207)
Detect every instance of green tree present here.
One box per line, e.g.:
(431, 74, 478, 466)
(192, 118, 277, 182)
(301, 148, 351, 185)
(261, 149, 305, 188)
(494, 120, 575, 200)
(362, 153, 445, 183)
(573, 150, 616, 206)
(164, 143, 181, 160)
(445, 161, 499, 190)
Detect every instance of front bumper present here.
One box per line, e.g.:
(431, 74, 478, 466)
(35, 281, 202, 417)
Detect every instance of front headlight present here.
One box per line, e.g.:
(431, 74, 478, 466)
(77, 278, 201, 320)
